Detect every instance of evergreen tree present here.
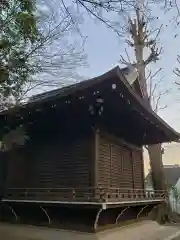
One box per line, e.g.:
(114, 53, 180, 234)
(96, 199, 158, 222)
(0, 0, 39, 108)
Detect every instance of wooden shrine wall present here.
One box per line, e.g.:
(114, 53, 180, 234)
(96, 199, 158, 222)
(5, 132, 94, 189)
(5, 147, 31, 188)
(4, 130, 144, 192)
(98, 133, 144, 189)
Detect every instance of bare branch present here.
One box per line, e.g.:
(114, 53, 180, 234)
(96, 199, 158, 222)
(61, 0, 84, 39)
(147, 69, 163, 102)
(76, 0, 124, 36)
(153, 89, 169, 113)
(148, 68, 162, 81)
(119, 49, 135, 66)
(144, 46, 163, 66)
(174, 55, 180, 79)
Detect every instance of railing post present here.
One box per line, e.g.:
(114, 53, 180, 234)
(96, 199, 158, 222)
(94, 187, 100, 202)
(127, 189, 131, 199)
(99, 188, 106, 202)
(134, 189, 138, 199)
(131, 189, 134, 199)
(118, 188, 122, 200)
(25, 188, 27, 197)
(116, 188, 119, 201)
(72, 188, 76, 200)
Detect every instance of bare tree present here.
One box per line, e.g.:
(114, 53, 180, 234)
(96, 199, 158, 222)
(119, 2, 170, 192)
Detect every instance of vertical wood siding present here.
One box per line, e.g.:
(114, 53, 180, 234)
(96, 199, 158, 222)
(111, 144, 122, 187)
(121, 147, 133, 188)
(5, 130, 144, 195)
(98, 133, 144, 189)
(98, 137, 111, 187)
(6, 147, 30, 188)
(132, 149, 144, 189)
(6, 133, 93, 189)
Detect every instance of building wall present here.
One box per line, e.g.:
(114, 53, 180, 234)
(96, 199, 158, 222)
(168, 179, 180, 214)
(5, 147, 31, 188)
(5, 132, 94, 189)
(97, 132, 144, 189)
(4, 130, 144, 194)
(0, 152, 8, 198)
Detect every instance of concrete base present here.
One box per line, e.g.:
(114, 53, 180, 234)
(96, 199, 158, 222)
(0, 221, 180, 240)
(0, 201, 157, 232)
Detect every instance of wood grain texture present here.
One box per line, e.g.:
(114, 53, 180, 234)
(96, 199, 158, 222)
(98, 132, 144, 190)
(6, 133, 93, 190)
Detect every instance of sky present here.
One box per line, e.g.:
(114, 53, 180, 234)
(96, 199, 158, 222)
(73, 3, 180, 174)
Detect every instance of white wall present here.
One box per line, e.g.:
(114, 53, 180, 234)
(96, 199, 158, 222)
(169, 178, 180, 214)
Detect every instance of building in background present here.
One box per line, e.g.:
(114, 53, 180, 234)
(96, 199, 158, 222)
(145, 165, 180, 214)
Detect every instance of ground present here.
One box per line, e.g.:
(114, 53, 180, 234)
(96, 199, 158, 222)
(1, 221, 180, 240)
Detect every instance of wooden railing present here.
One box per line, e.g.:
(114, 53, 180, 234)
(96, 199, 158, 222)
(3, 187, 166, 203)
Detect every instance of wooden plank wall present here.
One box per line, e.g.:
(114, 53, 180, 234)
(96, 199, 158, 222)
(132, 150, 144, 189)
(6, 133, 93, 189)
(6, 147, 31, 188)
(5, 131, 144, 193)
(98, 136, 111, 187)
(0, 152, 8, 197)
(98, 133, 144, 189)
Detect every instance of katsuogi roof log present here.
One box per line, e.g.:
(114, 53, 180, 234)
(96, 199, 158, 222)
(0, 66, 179, 146)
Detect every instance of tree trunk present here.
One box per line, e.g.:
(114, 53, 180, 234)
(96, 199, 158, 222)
(148, 144, 166, 191)
(127, 7, 171, 224)
(134, 21, 167, 192)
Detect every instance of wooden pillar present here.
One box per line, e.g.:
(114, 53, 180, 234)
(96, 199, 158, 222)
(130, 151, 135, 189)
(92, 128, 100, 201)
(141, 148, 145, 189)
(94, 129, 100, 187)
